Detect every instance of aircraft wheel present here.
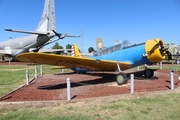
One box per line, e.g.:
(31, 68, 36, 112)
(116, 73, 128, 85)
(144, 68, 154, 78)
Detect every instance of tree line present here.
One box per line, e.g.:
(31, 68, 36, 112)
(51, 42, 95, 54)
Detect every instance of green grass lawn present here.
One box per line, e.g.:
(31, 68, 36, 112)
(0, 92, 180, 120)
(0, 63, 180, 120)
(0, 64, 72, 97)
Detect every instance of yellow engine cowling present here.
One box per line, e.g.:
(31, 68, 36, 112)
(145, 38, 166, 63)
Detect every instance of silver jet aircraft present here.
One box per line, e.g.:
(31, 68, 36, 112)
(0, 0, 79, 60)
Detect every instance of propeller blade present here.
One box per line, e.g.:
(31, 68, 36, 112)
(154, 39, 172, 61)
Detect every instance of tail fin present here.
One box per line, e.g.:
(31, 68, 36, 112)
(71, 44, 81, 57)
(96, 37, 104, 50)
(36, 0, 56, 32)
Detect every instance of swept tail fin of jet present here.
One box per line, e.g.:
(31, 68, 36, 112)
(71, 44, 81, 57)
(5, 0, 56, 34)
(36, 0, 56, 32)
(4, 0, 81, 40)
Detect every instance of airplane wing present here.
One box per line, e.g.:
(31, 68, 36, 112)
(5, 29, 47, 35)
(51, 66, 70, 70)
(0, 50, 11, 55)
(16, 52, 132, 71)
(38, 48, 71, 53)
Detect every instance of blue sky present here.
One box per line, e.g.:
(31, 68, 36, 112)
(0, 0, 180, 52)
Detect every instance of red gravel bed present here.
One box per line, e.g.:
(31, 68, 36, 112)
(1, 68, 180, 102)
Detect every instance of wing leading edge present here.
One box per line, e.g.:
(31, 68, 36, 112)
(16, 52, 132, 71)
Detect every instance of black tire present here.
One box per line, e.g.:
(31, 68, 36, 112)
(116, 73, 128, 85)
(144, 68, 154, 78)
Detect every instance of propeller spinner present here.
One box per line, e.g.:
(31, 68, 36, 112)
(154, 39, 172, 61)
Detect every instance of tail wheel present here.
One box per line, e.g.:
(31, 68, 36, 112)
(144, 68, 154, 78)
(116, 73, 128, 85)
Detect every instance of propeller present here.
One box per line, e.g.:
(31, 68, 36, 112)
(154, 39, 172, 61)
(52, 30, 80, 39)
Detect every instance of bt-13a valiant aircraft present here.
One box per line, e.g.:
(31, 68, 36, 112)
(0, 0, 79, 60)
(16, 38, 172, 85)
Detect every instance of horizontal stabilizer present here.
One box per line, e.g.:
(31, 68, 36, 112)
(65, 35, 80, 38)
(5, 29, 47, 35)
(52, 30, 80, 39)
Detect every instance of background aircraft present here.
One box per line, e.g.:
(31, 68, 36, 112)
(16, 38, 171, 85)
(164, 42, 180, 63)
(96, 38, 105, 50)
(0, 0, 79, 61)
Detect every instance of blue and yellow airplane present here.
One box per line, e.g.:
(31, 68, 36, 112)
(16, 38, 171, 85)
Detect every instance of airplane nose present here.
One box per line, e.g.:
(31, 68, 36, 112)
(145, 38, 166, 63)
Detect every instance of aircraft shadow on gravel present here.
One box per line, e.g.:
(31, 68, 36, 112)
(37, 70, 159, 90)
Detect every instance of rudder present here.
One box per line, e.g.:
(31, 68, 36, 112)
(36, 0, 56, 31)
(71, 44, 81, 57)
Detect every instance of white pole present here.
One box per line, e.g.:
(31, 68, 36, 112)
(40, 65, 43, 76)
(9, 59, 11, 65)
(62, 69, 64, 73)
(35, 66, 37, 79)
(160, 61, 162, 69)
(67, 78, 71, 101)
(170, 72, 174, 90)
(157, 62, 159, 67)
(130, 74, 134, 94)
(177, 60, 180, 66)
(26, 70, 29, 85)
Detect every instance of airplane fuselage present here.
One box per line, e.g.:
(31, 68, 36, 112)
(0, 0, 56, 59)
(89, 39, 165, 71)
(0, 35, 51, 57)
(90, 43, 148, 69)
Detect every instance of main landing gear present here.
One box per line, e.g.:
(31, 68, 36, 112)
(116, 68, 154, 85)
(116, 72, 128, 85)
(144, 68, 154, 78)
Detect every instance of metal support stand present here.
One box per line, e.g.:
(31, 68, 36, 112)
(67, 78, 71, 101)
(130, 74, 134, 94)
